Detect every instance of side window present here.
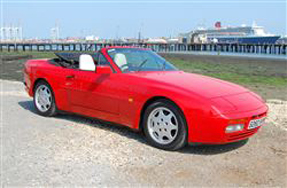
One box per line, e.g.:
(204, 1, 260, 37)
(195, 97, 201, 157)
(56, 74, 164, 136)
(98, 53, 109, 65)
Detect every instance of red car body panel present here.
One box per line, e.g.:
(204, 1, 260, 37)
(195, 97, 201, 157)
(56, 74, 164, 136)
(23, 47, 268, 144)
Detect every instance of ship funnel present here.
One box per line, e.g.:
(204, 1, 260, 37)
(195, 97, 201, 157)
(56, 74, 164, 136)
(215, 21, 221, 29)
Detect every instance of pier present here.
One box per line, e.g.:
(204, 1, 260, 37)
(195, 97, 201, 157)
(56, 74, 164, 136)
(0, 42, 286, 55)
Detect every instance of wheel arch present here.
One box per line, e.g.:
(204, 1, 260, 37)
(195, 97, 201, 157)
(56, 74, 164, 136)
(32, 78, 50, 95)
(32, 76, 68, 112)
(32, 77, 58, 117)
(138, 96, 187, 132)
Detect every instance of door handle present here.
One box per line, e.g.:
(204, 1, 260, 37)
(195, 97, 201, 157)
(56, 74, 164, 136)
(66, 75, 75, 79)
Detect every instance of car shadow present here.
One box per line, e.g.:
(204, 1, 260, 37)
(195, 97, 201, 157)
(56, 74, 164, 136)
(178, 139, 248, 155)
(18, 100, 248, 155)
(18, 100, 147, 145)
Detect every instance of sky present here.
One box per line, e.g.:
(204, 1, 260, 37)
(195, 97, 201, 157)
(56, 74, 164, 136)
(1, 0, 286, 39)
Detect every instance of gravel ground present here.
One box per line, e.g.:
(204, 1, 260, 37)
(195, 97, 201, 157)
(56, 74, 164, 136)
(1, 79, 286, 187)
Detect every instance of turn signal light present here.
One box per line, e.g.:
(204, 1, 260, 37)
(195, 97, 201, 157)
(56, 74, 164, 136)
(228, 118, 248, 124)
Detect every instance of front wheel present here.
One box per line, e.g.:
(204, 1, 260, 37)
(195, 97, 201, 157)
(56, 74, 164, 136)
(33, 80, 57, 117)
(143, 99, 187, 151)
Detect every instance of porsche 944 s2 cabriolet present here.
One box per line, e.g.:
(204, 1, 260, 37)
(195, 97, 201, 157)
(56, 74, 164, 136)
(23, 47, 268, 150)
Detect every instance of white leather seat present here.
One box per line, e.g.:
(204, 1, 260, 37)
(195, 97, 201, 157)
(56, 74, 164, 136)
(114, 53, 127, 68)
(79, 54, 95, 71)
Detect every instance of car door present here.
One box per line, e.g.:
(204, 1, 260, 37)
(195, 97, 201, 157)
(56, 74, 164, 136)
(48, 65, 78, 111)
(67, 53, 120, 118)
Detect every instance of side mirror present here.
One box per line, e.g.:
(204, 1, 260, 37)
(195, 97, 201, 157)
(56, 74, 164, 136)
(79, 54, 96, 71)
(96, 65, 113, 74)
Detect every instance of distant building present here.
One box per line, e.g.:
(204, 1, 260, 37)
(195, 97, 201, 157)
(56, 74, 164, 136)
(145, 38, 167, 44)
(85, 35, 100, 41)
(167, 38, 180, 44)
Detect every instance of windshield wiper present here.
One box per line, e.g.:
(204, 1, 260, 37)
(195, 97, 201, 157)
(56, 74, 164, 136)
(136, 59, 148, 72)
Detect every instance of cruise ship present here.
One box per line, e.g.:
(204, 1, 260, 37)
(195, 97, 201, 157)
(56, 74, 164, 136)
(180, 22, 280, 44)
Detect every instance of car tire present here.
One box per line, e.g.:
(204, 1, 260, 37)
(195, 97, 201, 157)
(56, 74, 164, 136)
(143, 99, 187, 151)
(33, 80, 57, 117)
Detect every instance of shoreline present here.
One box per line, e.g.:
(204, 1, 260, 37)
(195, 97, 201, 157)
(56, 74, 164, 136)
(1, 50, 287, 61)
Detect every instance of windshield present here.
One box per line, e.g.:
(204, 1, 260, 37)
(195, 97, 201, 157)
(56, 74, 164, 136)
(107, 48, 178, 72)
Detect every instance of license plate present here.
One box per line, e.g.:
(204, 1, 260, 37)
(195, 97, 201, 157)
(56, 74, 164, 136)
(248, 117, 265, 129)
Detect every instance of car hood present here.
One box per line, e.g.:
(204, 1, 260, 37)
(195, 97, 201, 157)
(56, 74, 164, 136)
(211, 92, 265, 114)
(129, 71, 249, 99)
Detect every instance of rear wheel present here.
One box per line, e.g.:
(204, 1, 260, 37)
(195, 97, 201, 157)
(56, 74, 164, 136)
(143, 99, 187, 150)
(33, 80, 57, 117)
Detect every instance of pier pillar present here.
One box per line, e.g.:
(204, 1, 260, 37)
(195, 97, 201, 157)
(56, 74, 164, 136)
(275, 46, 279, 55)
(260, 45, 263, 53)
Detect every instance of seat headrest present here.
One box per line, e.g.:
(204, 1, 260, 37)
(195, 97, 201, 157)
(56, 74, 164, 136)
(114, 53, 127, 67)
(79, 54, 95, 71)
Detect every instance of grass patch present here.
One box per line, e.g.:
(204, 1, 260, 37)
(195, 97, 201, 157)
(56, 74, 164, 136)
(0, 51, 56, 59)
(205, 72, 287, 87)
(167, 58, 287, 87)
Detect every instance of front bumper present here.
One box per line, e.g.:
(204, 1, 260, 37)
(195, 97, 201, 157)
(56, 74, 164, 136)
(187, 105, 268, 144)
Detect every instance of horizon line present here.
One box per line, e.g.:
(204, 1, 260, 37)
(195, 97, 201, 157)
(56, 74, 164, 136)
(1, 0, 286, 4)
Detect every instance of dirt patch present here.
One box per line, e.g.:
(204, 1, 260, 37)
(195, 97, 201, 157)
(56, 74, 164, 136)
(1, 55, 33, 61)
(0, 55, 30, 81)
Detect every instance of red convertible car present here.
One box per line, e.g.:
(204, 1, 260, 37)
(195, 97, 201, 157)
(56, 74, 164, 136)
(23, 47, 268, 150)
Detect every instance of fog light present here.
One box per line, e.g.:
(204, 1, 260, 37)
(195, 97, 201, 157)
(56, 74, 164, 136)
(225, 124, 244, 133)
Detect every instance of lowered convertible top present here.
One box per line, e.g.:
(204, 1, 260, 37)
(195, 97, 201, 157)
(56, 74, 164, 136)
(55, 52, 97, 64)
(52, 52, 98, 68)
